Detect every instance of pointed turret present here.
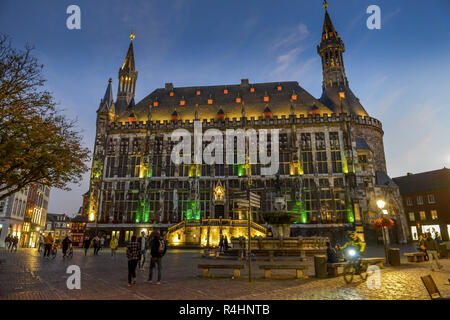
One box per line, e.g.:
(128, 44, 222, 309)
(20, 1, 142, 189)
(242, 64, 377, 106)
(116, 32, 138, 115)
(97, 78, 115, 113)
(317, 1, 368, 116)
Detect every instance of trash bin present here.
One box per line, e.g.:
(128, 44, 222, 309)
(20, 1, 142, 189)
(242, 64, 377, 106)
(314, 255, 327, 278)
(388, 248, 401, 266)
(439, 243, 448, 258)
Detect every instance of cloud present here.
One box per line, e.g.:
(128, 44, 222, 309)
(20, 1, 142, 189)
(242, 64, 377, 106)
(272, 23, 309, 50)
(272, 47, 304, 75)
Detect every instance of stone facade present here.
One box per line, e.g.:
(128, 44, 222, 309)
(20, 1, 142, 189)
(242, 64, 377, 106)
(85, 6, 408, 245)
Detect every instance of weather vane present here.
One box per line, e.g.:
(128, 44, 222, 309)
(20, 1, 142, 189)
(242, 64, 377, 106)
(323, 0, 328, 10)
(130, 31, 135, 41)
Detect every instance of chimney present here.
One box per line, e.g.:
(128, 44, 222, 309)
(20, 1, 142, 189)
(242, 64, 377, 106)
(165, 83, 174, 91)
(240, 79, 249, 87)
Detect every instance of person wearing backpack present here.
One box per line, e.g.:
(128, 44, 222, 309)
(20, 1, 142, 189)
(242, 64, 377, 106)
(147, 231, 167, 284)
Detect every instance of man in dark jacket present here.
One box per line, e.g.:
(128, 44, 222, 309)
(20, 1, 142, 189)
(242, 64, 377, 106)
(147, 231, 167, 284)
(62, 236, 72, 258)
(326, 242, 338, 263)
(424, 232, 443, 271)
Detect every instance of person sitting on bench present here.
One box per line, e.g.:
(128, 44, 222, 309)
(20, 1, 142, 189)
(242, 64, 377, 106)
(326, 242, 338, 263)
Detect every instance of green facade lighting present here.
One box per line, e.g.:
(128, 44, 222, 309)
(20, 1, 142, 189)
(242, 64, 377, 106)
(238, 164, 245, 177)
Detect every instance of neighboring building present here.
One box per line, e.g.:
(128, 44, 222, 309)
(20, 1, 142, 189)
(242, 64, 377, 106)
(70, 214, 88, 247)
(45, 213, 71, 244)
(0, 188, 28, 248)
(393, 168, 450, 241)
(21, 184, 50, 248)
(86, 4, 408, 245)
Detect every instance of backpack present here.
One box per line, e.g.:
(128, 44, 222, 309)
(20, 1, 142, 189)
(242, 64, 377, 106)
(158, 238, 165, 254)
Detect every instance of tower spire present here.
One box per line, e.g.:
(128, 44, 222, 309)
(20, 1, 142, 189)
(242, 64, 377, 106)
(116, 32, 138, 114)
(317, 3, 369, 116)
(317, 3, 347, 89)
(97, 78, 114, 112)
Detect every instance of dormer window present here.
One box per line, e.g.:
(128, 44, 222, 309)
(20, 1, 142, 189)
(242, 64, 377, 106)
(169, 91, 174, 97)
(153, 101, 159, 107)
(264, 95, 270, 102)
(171, 110, 179, 122)
(250, 87, 255, 93)
(277, 85, 282, 91)
(235, 97, 242, 103)
(223, 89, 229, 94)
(128, 113, 136, 123)
(196, 90, 201, 96)
(291, 93, 298, 101)
(180, 98, 186, 106)
(207, 98, 213, 105)
(217, 108, 225, 120)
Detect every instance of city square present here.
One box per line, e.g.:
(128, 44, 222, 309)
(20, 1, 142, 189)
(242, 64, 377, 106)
(1, 246, 449, 300)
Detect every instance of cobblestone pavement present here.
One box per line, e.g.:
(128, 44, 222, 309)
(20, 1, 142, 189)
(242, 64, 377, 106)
(0, 246, 449, 300)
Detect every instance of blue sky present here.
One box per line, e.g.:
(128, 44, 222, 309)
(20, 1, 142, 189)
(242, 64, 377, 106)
(1, 0, 449, 215)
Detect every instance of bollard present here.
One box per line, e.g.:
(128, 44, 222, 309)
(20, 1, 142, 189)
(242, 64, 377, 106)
(388, 248, 401, 266)
(314, 255, 327, 279)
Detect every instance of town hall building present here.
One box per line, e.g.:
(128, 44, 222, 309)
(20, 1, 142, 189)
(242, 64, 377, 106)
(86, 4, 408, 246)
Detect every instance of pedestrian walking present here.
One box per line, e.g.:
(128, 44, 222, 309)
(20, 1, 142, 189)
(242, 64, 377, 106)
(110, 236, 118, 257)
(423, 232, 443, 271)
(11, 236, 19, 252)
(219, 235, 224, 252)
(83, 237, 91, 256)
(38, 234, 44, 253)
(126, 235, 140, 287)
(138, 231, 148, 270)
(418, 234, 429, 261)
(100, 236, 105, 251)
(4, 234, 12, 250)
(93, 236, 100, 255)
(43, 233, 53, 258)
(62, 236, 72, 258)
(147, 231, 167, 285)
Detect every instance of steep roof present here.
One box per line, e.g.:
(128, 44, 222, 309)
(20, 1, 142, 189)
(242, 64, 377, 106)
(122, 41, 135, 72)
(97, 78, 114, 112)
(375, 171, 398, 188)
(116, 80, 333, 123)
(392, 168, 450, 194)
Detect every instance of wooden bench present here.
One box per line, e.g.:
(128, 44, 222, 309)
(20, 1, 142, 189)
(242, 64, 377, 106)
(361, 257, 385, 269)
(404, 252, 426, 262)
(198, 264, 244, 278)
(327, 262, 346, 277)
(259, 264, 308, 280)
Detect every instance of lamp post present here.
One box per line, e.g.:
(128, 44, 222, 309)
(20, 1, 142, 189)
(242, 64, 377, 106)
(376, 200, 390, 264)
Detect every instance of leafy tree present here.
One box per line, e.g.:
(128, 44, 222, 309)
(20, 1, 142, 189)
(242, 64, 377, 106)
(0, 34, 90, 201)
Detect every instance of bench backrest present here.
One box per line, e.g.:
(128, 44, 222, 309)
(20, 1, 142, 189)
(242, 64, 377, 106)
(421, 275, 441, 299)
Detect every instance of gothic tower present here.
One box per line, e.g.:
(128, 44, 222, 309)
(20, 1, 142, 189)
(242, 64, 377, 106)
(317, 2, 368, 116)
(115, 33, 138, 115)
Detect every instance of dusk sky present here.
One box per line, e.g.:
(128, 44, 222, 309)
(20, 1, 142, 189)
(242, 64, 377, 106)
(1, 0, 449, 216)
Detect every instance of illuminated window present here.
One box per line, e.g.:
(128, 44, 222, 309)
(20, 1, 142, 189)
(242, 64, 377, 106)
(235, 97, 242, 103)
(250, 87, 255, 93)
(169, 91, 174, 96)
(196, 90, 201, 96)
(292, 94, 298, 101)
(277, 85, 282, 91)
(207, 99, 213, 105)
(223, 89, 228, 94)
(419, 211, 426, 220)
(408, 212, 415, 221)
(428, 194, 435, 204)
(264, 96, 269, 102)
(180, 99, 186, 106)
(153, 101, 159, 107)
(431, 210, 438, 220)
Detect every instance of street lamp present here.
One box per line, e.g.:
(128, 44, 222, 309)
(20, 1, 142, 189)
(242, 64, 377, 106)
(377, 199, 390, 264)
